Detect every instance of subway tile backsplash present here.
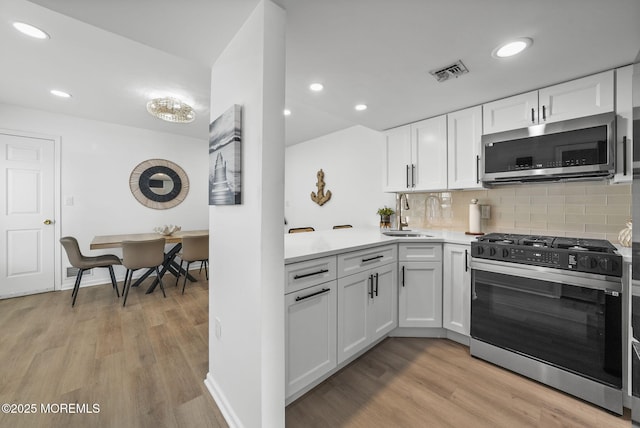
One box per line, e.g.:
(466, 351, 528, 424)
(405, 181, 630, 244)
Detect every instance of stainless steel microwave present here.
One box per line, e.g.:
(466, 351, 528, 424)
(481, 112, 615, 186)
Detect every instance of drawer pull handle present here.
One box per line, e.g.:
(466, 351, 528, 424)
(362, 255, 384, 263)
(294, 269, 329, 280)
(295, 288, 330, 302)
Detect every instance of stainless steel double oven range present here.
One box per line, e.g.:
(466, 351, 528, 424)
(470, 233, 624, 414)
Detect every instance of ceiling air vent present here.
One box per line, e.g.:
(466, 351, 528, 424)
(429, 60, 469, 83)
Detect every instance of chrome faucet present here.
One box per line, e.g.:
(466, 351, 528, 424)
(395, 193, 410, 230)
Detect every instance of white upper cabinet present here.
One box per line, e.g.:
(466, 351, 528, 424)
(412, 116, 448, 190)
(383, 115, 447, 192)
(482, 91, 538, 134)
(447, 105, 483, 189)
(613, 65, 633, 183)
(483, 70, 614, 134)
(539, 70, 614, 124)
(383, 125, 412, 192)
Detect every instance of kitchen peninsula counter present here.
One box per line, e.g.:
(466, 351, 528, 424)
(285, 227, 475, 264)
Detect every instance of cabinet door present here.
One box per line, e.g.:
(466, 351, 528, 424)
(337, 270, 371, 363)
(614, 65, 633, 183)
(398, 262, 442, 328)
(383, 125, 412, 192)
(447, 106, 483, 189)
(285, 281, 337, 398)
(369, 264, 397, 341)
(443, 244, 470, 336)
(539, 70, 614, 124)
(482, 91, 538, 134)
(412, 115, 448, 190)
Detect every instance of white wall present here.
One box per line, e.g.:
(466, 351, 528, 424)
(285, 125, 395, 231)
(206, 1, 285, 427)
(0, 103, 209, 288)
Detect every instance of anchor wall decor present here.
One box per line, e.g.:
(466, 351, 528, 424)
(310, 169, 332, 206)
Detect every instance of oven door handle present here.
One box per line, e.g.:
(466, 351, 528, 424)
(470, 259, 622, 293)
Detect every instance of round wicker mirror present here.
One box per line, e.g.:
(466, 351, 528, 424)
(129, 159, 189, 209)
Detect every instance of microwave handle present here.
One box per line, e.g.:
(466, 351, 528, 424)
(623, 136, 628, 176)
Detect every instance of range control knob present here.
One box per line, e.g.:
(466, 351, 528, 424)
(598, 257, 613, 273)
(489, 247, 496, 257)
(502, 248, 510, 258)
(476, 246, 485, 255)
(578, 255, 597, 269)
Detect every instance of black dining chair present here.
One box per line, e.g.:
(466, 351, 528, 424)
(60, 236, 121, 307)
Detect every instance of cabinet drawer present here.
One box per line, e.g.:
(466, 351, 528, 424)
(337, 244, 397, 278)
(398, 243, 442, 262)
(285, 256, 337, 294)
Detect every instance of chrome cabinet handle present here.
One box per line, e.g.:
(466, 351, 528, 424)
(476, 155, 480, 184)
(531, 108, 535, 123)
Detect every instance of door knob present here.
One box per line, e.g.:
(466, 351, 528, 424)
(43, 219, 53, 225)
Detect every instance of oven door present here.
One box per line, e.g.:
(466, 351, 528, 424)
(471, 259, 622, 388)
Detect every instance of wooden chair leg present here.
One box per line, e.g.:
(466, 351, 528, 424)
(72, 269, 85, 307)
(108, 265, 120, 297)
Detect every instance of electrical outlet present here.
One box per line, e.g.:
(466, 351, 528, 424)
(215, 317, 222, 339)
(480, 205, 491, 219)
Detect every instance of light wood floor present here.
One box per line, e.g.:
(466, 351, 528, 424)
(0, 275, 632, 428)
(0, 272, 227, 428)
(287, 338, 631, 427)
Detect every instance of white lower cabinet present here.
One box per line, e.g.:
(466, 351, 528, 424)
(398, 243, 443, 328)
(337, 263, 397, 364)
(398, 262, 442, 328)
(285, 281, 337, 399)
(442, 243, 471, 336)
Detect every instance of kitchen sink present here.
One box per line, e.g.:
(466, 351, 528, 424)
(382, 230, 433, 238)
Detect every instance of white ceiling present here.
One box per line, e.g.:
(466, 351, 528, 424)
(2, 0, 640, 146)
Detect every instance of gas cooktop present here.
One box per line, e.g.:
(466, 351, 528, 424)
(471, 233, 622, 276)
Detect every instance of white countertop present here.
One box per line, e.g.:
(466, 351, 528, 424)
(285, 228, 476, 264)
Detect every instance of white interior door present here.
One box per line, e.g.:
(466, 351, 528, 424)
(0, 133, 56, 298)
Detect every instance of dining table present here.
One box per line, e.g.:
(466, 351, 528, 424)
(91, 229, 208, 294)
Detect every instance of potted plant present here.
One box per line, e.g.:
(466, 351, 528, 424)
(377, 206, 395, 229)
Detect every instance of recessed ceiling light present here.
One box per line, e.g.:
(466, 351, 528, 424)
(492, 37, 533, 58)
(13, 22, 49, 39)
(50, 89, 71, 98)
(283, 109, 291, 116)
(355, 104, 368, 111)
(309, 83, 324, 92)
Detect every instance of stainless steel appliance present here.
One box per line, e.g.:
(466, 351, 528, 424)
(470, 233, 623, 414)
(481, 112, 615, 186)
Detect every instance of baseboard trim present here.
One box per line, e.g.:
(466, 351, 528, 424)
(204, 372, 243, 428)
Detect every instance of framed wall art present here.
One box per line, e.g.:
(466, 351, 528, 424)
(209, 104, 242, 205)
